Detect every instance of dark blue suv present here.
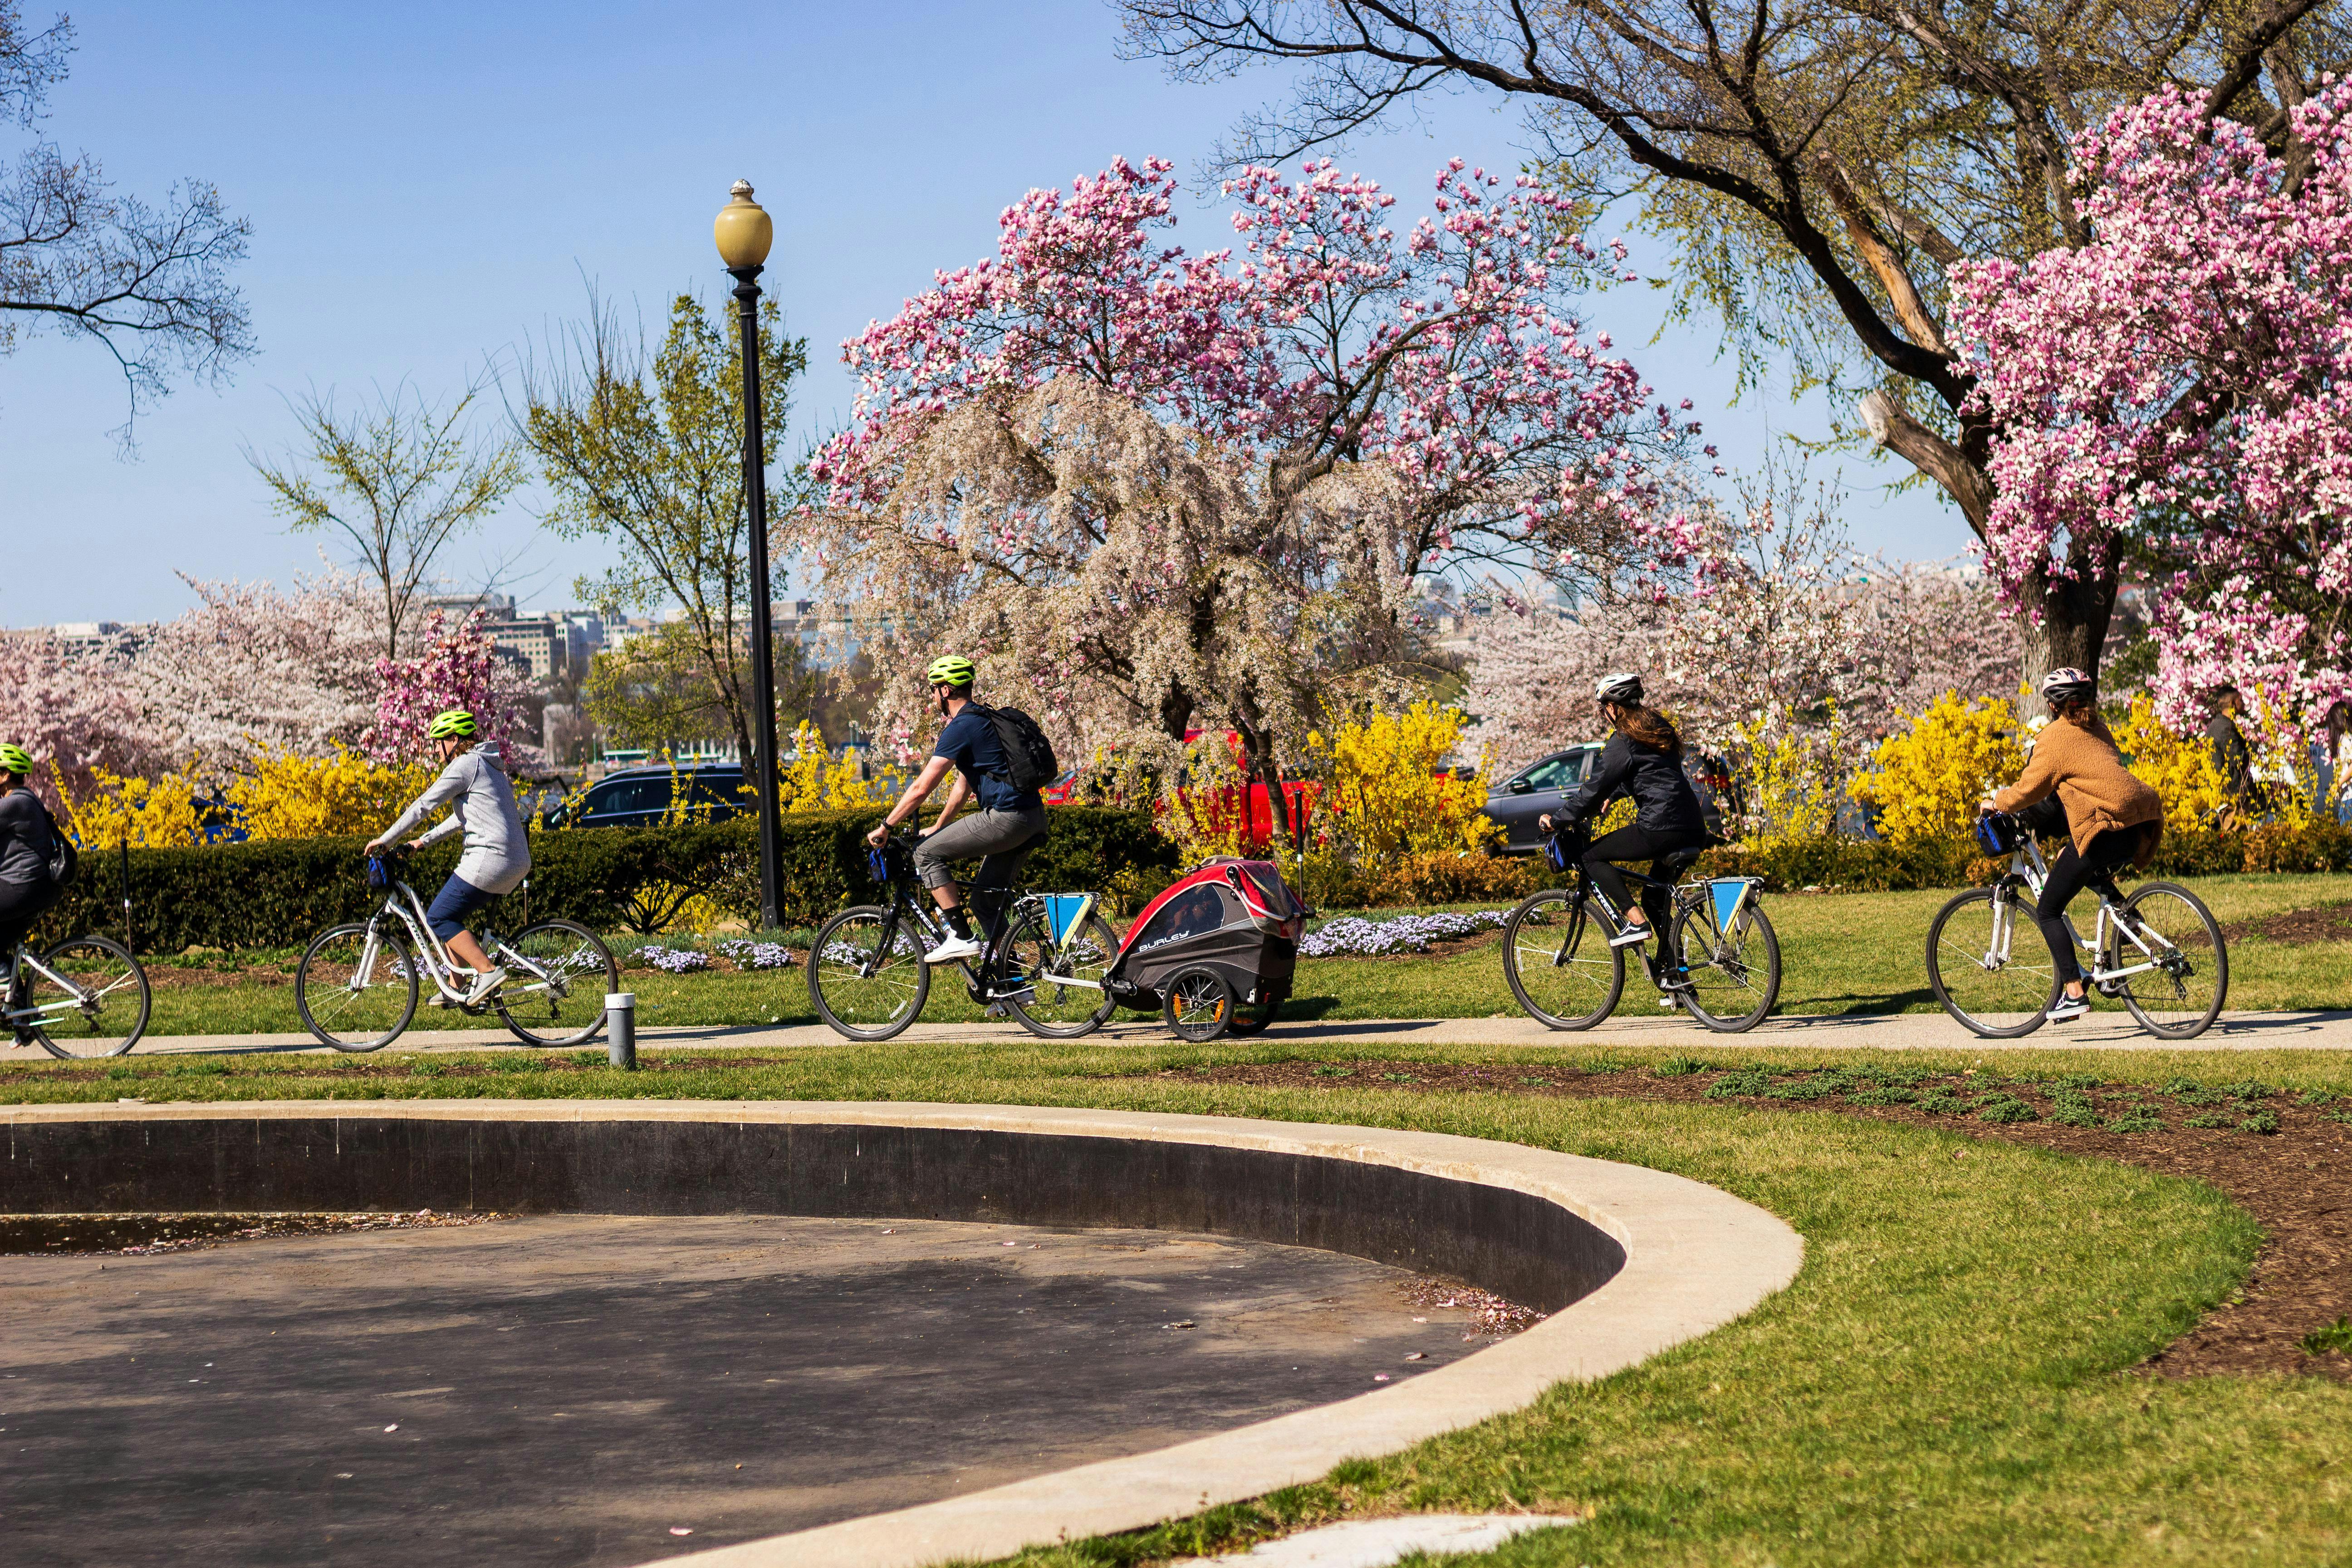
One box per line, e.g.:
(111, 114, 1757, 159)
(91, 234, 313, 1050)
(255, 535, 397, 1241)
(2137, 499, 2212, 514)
(548, 764, 750, 829)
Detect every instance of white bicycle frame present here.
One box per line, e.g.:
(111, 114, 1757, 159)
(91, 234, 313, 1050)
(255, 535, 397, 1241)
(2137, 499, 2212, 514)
(1977, 839, 2182, 987)
(348, 877, 570, 1010)
(3, 942, 136, 1031)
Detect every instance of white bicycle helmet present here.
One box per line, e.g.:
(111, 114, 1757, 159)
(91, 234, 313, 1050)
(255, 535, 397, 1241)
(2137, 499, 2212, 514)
(1595, 672, 1645, 704)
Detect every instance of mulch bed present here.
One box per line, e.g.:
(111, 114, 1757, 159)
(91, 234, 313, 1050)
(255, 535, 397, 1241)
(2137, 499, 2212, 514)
(1169, 1059, 2352, 1382)
(2222, 900, 2352, 946)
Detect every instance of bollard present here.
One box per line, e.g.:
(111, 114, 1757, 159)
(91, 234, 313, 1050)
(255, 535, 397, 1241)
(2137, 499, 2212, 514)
(605, 992, 637, 1070)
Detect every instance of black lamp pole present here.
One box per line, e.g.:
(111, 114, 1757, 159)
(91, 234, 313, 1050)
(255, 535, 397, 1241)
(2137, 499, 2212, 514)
(717, 180, 784, 931)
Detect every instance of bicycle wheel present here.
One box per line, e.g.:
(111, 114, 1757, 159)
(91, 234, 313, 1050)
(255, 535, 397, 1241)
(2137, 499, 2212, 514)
(26, 936, 150, 1059)
(1000, 902, 1119, 1039)
(1671, 902, 1781, 1034)
(1224, 984, 1288, 1037)
(1162, 966, 1234, 1042)
(1926, 887, 2057, 1039)
(2112, 882, 2228, 1039)
(808, 905, 930, 1041)
(495, 920, 618, 1047)
(296, 922, 419, 1052)
(1502, 889, 1625, 1030)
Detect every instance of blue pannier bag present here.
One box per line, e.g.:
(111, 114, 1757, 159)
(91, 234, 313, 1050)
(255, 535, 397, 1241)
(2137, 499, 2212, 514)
(1975, 811, 2024, 856)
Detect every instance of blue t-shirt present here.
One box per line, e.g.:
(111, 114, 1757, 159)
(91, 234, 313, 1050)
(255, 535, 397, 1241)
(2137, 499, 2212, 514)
(934, 706, 1042, 813)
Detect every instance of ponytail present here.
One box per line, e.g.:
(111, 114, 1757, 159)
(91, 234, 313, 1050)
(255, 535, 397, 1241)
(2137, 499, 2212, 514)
(1617, 703, 1683, 758)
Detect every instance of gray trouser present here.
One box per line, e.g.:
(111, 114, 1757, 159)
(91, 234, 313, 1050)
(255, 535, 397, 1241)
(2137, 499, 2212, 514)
(913, 805, 1048, 892)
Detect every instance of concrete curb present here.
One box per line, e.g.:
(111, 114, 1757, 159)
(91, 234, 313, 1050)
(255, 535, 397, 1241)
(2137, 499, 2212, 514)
(1, 1100, 1803, 1568)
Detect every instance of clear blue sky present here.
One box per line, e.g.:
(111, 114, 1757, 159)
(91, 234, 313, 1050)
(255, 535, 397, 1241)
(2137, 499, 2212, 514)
(0, 0, 1969, 627)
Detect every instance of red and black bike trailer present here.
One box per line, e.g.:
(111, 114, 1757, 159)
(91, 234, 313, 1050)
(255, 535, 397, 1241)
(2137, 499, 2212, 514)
(1103, 857, 1310, 1039)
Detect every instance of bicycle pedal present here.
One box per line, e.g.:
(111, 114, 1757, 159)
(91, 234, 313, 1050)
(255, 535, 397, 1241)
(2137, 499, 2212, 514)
(984, 1003, 1008, 1019)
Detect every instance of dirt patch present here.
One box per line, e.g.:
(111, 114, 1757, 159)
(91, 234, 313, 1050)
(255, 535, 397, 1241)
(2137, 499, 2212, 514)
(1171, 1058, 2352, 1382)
(0, 1209, 507, 1255)
(2221, 901, 2352, 946)
(1401, 1275, 1545, 1336)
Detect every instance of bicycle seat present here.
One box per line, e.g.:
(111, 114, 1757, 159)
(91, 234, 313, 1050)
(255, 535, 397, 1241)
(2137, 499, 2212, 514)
(1658, 846, 1707, 877)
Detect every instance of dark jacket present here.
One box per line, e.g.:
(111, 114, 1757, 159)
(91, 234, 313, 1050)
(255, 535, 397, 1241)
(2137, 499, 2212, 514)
(0, 787, 56, 886)
(1564, 731, 1708, 838)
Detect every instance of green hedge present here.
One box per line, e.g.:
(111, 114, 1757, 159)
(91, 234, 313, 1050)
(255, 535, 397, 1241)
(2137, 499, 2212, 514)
(44, 806, 1177, 955)
(1702, 820, 2352, 893)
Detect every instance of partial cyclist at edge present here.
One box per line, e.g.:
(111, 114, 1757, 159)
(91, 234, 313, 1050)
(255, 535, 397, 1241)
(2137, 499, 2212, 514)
(0, 743, 63, 1016)
(864, 655, 1048, 966)
(363, 709, 531, 1008)
(1538, 673, 1715, 983)
(1983, 666, 2164, 1024)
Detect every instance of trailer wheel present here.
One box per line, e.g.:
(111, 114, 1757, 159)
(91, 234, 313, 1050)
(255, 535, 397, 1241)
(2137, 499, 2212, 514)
(1223, 983, 1287, 1036)
(1163, 966, 1235, 1041)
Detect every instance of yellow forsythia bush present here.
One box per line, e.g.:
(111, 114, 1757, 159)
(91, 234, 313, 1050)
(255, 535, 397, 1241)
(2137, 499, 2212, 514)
(2110, 691, 2229, 834)
(64, 758, 209, 848)
(1309, 701, 1496, 865)
(1733, 707, 1848, 848)
(776, 721, 888, 812)
(1851, 692, 2025, 845)
(227, 748, 438, 842)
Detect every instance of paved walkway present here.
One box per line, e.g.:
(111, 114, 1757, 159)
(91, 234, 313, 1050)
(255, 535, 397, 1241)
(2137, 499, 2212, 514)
(9, 1008, 2350, 1061)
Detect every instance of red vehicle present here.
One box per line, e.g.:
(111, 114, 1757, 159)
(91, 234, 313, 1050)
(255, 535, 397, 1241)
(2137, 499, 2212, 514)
(1041, 730, 1322, 851)
(1102, 857, 1309, 1039)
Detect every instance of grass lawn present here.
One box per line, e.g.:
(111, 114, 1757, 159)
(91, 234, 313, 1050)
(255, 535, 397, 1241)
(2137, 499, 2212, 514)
(5, 1039, 2351, 1563)
(117, 871, 2352, 1036)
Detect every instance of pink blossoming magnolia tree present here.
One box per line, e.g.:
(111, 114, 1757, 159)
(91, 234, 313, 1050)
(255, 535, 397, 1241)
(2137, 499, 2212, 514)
(1951, 83, 2352, 752)
(805, 157, 1705, 830)
(363, 609, 532, 769)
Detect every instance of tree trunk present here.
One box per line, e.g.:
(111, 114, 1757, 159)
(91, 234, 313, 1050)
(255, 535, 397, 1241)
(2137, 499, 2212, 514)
(1859, 388, 2120, 717)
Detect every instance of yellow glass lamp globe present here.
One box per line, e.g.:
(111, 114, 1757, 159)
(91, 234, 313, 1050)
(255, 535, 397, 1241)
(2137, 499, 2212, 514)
(713, 180, 773, 270)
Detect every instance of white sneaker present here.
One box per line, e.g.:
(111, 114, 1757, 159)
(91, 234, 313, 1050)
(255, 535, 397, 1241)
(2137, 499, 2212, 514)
(2046, 992, 2090, 1022)
(462, 969, 507, 1006)
(1610, 921, 1653, 949)
(923, 932, 983, 965)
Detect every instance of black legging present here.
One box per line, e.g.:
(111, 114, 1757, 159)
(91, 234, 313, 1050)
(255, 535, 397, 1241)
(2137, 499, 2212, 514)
(0, 876, 60, 973)
(1583, 824, 1707, 941)
(2034, 829, 2140, 984)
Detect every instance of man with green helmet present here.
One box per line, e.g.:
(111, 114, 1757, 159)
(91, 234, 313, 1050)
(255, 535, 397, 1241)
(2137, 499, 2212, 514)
(0, 744, 65, 994)
(365, 709, 531, 1005)
(866, 655, 1048, 965)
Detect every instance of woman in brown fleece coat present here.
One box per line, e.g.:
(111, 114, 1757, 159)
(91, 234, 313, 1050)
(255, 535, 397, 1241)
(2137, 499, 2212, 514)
(1986, 668, 2165, 1021)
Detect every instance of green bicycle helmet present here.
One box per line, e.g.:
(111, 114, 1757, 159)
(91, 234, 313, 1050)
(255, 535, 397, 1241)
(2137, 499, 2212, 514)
(924, 654, 976, 691)
(0, 743, 30, 775)
(426, 709, 479, 740)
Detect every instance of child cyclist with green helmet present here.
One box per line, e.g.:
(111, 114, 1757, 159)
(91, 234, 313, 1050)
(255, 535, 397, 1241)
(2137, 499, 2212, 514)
(365, 710, 531, 1005)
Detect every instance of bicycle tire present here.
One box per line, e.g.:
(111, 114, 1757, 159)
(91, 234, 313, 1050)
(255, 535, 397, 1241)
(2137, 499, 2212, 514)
(1224, 984, 1288, 1037)
(2114, 882, 2229, 1039)
(1502, 889, 1625, 1030)
(808, 905, 931, 1041)
(296, 922, 419, 1052)
(1000, 903, 1120, 1039)
(1671, 903, 1781, 1034)
(495, 919, 619, 1047)
(1926, 887, 2057, 1039)
(1162, 965, 1235, 1041)
(27, 935, 150, 1059)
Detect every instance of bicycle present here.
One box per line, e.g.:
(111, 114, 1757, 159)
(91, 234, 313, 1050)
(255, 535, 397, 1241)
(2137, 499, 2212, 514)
(807, 829, 1121, 1042)
(294, 850, 619, 1052)
(5, 930, 150, 1058)
(1926, 813, 2227, 1039)
(1502, 827, 1781, 1033)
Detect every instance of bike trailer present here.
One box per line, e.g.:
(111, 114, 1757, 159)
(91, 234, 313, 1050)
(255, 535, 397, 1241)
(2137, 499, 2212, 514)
(1104, 857, 1309, 1032)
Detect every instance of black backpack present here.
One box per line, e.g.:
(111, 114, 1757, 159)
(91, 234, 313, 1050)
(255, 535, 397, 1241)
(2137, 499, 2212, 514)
(38, 800, 77, 888)
(976, 704, 1058, 794)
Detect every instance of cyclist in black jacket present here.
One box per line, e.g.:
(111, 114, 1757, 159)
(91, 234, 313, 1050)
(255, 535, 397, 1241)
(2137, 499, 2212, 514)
(1539, 674, 1711, 951)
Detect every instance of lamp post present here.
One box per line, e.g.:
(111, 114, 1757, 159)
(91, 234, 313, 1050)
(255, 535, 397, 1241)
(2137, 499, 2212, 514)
(714, 178, 784, 931)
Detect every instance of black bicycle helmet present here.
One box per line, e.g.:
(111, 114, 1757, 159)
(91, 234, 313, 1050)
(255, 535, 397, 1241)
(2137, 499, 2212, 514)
(2040, 666, 2095, 709)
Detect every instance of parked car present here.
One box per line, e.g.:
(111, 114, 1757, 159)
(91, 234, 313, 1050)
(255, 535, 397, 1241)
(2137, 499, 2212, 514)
(1481, 743, 1605, 853)
(547, 763, 750, 828)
